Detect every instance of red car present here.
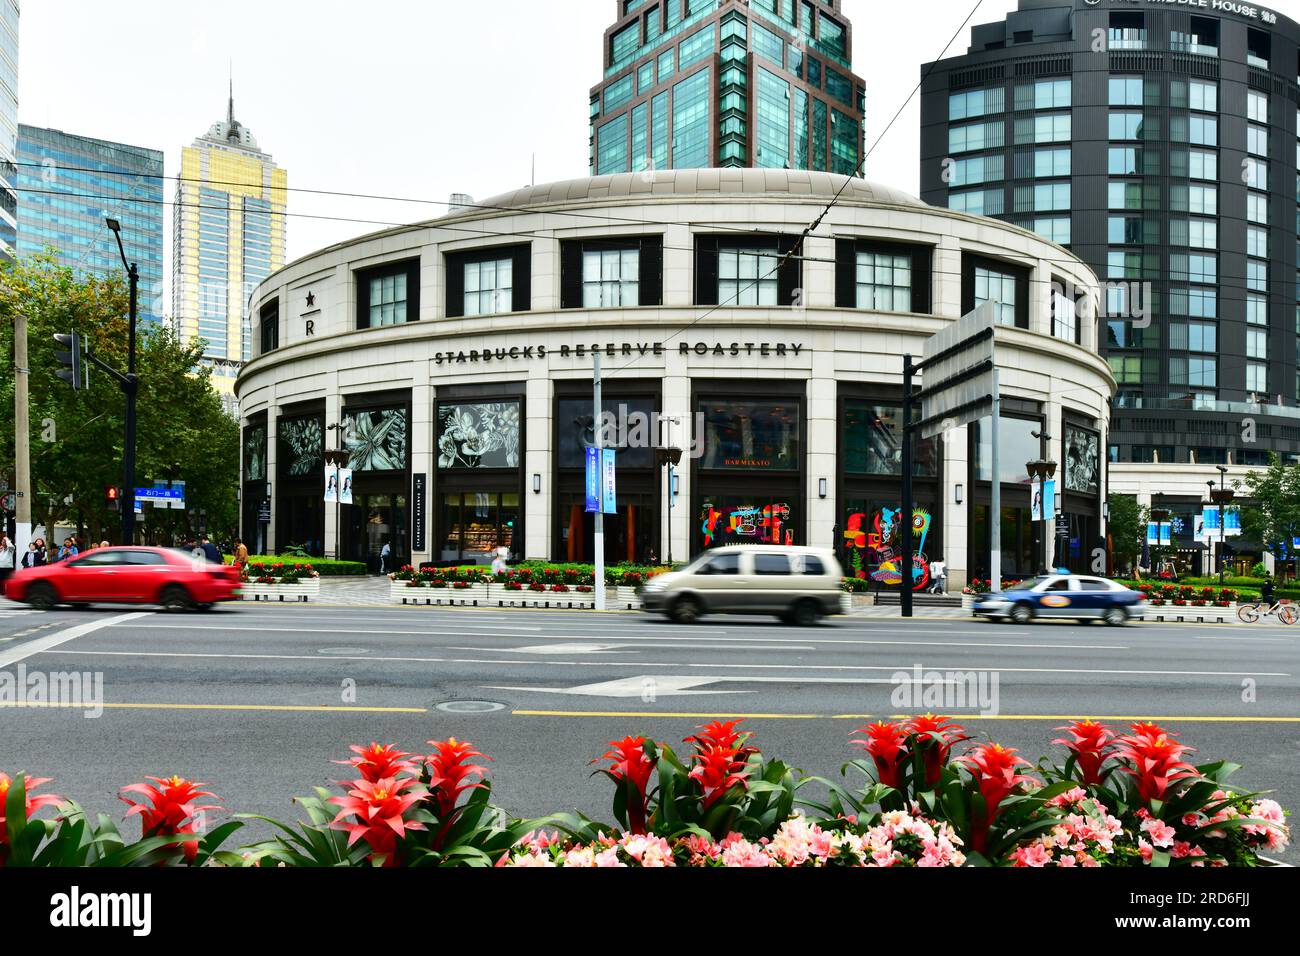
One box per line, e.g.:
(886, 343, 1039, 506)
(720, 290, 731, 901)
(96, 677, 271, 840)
(4, 547, 242, 611)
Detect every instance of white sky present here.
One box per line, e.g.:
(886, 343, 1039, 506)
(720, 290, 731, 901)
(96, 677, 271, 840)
(16, 0, 1021, 271)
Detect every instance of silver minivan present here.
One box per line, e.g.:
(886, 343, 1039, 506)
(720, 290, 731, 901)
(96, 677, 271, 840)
(640, 545, 846, 626)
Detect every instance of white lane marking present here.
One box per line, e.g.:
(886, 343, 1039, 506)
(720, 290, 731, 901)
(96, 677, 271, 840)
(38, 648, 1288, 678)
(488, 676, 747, 698)
(105, 623, 545, 635)
(452, 643, 816, 654)
(0, 612, 154, 668)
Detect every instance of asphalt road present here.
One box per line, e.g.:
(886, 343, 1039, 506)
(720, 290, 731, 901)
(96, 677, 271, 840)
(0, 601, 1295, 861)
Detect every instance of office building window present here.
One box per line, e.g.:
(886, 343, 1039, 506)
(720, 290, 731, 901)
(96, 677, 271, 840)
(719, 245, 779, 305)
(948, 188, 1003, 216)
(1188, 149, 1217, 180)
(973, 265, 1017, 326)
(1052, 286, 1077, 343)
(1247, 90, 1269, 124)
(949, 87, 1005, 121)
(259, 300, 279, 353)
(1018, 112, 1071, 143)
(1246, 363, 1267, 394)
(1033, 147, 1070, 177)
(949, 120, 1004, 154)
(1247, 260, 1267, 293)
(1189, 80, 1217, 112)
(1244, 158, 1268, 190)
(1108, 76, 1143, 106)
(445, 242, 530, 318)
(1247, 125, 1268, 157)
(950, 154, 1004, 187)
(1247, 192, 1268, 224)
(1247, 328, 1267, 360)
(561, 237, 661, 309)
(1247, 226, 1268, 258)
(1108, 146, 1138, 175)
(1031, 217, 1071, 245)
(1014, 78, 1070, 110)
(1247, 294, 1267, 326)
(583, 248, 640, 307)
(1109, 111, 1146, 140)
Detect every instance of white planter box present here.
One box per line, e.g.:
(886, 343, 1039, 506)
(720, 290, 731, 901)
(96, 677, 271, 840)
(615, 586, 641, 609)
(1146, 604, 1239, 624)
(391, 582, 491, 605)
(241, 578, 321, 602)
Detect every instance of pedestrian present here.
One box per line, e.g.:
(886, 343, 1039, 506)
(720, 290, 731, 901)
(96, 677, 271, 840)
(0, 534, 14, 585)
(99, 540, 110, 550)
(490, 546, 508, 576)
(32, 538, 47, 566)
(379, 541, 392, 575)
(21, 541, 40, 569)
(233, 537, 249, 571)
(930, 558, 947, 594)
(199, 535, 222, 564)
(57, 537, 78, 562)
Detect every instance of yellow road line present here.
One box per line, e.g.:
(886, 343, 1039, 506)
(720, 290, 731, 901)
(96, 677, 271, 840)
(513, 709, 1300, 723)
(0, 702, 428, 714)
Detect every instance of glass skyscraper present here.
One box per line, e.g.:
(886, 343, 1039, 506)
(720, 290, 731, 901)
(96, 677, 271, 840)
(0, 0, 20, 262)
(15, 126, 165, 324)
(920, 0, 1300, 466)
(590, 0, 865, 175)
(172, 92, 287, 403)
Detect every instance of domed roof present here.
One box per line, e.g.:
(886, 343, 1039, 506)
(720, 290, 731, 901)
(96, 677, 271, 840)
(457, 169, 927, 218)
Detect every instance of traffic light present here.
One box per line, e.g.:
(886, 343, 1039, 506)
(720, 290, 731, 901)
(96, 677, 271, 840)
(53, 332, 83, 391)
(106, 485, 121, 510)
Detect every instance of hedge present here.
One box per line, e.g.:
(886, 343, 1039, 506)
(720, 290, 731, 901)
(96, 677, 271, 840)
(226, 556, 368, 576)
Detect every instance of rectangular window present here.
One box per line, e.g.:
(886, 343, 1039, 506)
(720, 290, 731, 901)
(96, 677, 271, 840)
(949, 121, 1005, 155)
(1016, 78, 1070, 110)
(1108, 146, 1137, 175)
(949, 87, 1005, 121)
(1247, 124, 1268, 157)
(357, 259, 420, 330)
(855, 250, 912, 312)
(1189, 149, 1217, 181)
(1247, 192, 1268, 224)
(1188, 115, 1217, 146)
(1031, 217, 1071, 245)
(948, 188, 1004, 216)
(1247, 294, 1267, 325)
(1246, 363, 1267, 394)
(1247, 227, 1268, 259)
(672, 69, 711, 168)
(950, 154, 1005, 187)
(582, 248, 641, 307)
(719, 245, 780, 305)
(1019, 112, 1071, 143)
(1247, 328, 1267, 360)
(1109, 111, 1145, 140)
(259, 300, 279, 353)
(1033, 147, 1070, 177)
(1189, 80, 1218, 112)
(1108, 76, 1143, 106)
(756, 67, 791, 169)
(752, 21, 783, 65)
(700, 400, 801, 471)
(974, 265, 1018, 327)
(1247, 259, 1267, 292)
(1247, 90, 1269, 124)
(1244, 158, 1268, 190)
(463, 258, 514, 316)
(1189, 357, 1217, 388)
(1189, 321, 1217, 353)
(678, 26, 715, 69)
(597, 113, 630, 175)
(1052, 287, 1077, 343)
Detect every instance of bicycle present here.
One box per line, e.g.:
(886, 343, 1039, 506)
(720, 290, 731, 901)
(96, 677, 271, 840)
(1237, 600, 1298, 625)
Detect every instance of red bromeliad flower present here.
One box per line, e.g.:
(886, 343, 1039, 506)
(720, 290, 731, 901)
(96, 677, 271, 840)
(684, 720, 757, 759)
(957, 744, 1037, 853)
(120, 775, 222, 863)
(593, 736, 659, 834)
(1052, 720, 1117, 786)
(329, 775, 426, 866)
(424, 738, 490, 822)
(334, 743, 418, 783)
(0, 772, 64, 865)
(1114, 723, 1197, 805)
(850, 722, 909, 789)
(904, 714, 969, 787)
(688, 745, 751, 809)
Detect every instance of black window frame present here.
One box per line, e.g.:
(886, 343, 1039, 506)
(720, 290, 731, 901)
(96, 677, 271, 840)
(259, 298, 279, 354)
(694, 234, 802, 307)
(445, 244, 532, 318)
(355, 258, 421, 331)
(560, 235, 664, 309)
(961, 253, 1031, 330)
(835, 238, 933, 313)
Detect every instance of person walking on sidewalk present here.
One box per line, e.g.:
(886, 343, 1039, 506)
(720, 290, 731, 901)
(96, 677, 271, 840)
(0, 534, 15, 586)
(199, 535, 222, 564)
(233, 538, 249, 572)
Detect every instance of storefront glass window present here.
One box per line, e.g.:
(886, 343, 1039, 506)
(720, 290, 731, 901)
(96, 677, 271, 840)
(343, 407, 408, 472)
(243, 425, 266, 482)
(557, 398, 656, 469)
(437, 402, 521, 469)
(700, 400, 799, 470)
(277, 416, 323, 478)
(1064, 424, 1100, 495)
(699, 499, 797, 548)
(842, 500, 936, 590)
(843, 402, 938, 476)
(974, 415, 1040, 484)
(440, 492, 518, 564)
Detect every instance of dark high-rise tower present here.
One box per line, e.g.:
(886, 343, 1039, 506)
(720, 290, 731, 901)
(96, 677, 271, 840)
(920, 0, 1300, 467)
(590, 0, 865, 175)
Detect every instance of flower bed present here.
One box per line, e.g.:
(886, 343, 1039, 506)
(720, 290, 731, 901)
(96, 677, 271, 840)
(239, 562, 321, 602)
(1, 719, 1287, 868)
(389, 565, 640, 609)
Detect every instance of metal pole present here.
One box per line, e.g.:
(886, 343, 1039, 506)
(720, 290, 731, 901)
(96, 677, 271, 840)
(900, 355, 914, 619)
(990, 369, 1002, 592)
(593, 352, 606, 610)
(666, 461, 674, 566)
(120, 264, 139, 545)
(14, 312, 31, 556)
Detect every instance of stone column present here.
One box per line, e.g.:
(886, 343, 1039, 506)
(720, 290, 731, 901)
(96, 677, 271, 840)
(324, 375, 341, 560)
(264, 403, 278, 557)
(410, 360, 434, 567)
(662, 349, 692, 565)
(807, 342, 837, 551)
(524, 371, 553, 561)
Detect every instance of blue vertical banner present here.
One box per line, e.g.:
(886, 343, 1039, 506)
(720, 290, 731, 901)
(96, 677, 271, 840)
(585, 446, 600, 513)
(601, 448, 617, 514)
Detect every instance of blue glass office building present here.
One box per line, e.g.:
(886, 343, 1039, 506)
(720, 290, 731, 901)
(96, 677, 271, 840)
(16, 125, 165, 325)
(0, 0, 19, 261)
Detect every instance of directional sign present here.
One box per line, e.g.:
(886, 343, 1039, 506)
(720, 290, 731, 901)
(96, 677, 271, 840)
(918, 300, 997, 439)
(135, 487, 184, 503)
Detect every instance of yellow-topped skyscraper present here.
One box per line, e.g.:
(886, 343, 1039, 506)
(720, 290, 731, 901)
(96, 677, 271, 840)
(172, 88, 287, 407)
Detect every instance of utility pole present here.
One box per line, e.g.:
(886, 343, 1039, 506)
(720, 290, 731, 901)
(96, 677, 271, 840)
(105, 217, 139, 545)
(14, 312, 31, 555)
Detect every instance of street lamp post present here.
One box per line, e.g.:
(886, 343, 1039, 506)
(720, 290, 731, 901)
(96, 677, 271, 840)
(325, 426, 349, 562)
(1026, 457, 1059, 572)
(1210, 465, 1234, 583)
(105, 218, 139, 545)
(655, 445, 683, 566)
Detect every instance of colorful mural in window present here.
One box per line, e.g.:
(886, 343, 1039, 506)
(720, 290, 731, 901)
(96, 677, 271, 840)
(700, 501, 794, 547)
(843, 505, 934, 590)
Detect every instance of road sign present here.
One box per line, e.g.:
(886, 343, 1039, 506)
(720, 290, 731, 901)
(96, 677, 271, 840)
(918, 300, 996, 440)
(135, 487, 184, 503)
(0, 492, 14, 512)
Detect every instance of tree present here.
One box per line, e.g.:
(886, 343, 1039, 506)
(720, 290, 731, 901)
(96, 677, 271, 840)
(1, 253, 238, 545)
(1106, 494, 1147, 572)
(1236, 455, 1300, 556)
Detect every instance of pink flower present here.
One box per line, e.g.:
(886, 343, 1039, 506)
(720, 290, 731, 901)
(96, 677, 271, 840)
(720, 838, 775, 867)
(1138, 838, 1153, 862)
(1141, 817, 1177, 849)
(1013, 843, 1053, 867)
